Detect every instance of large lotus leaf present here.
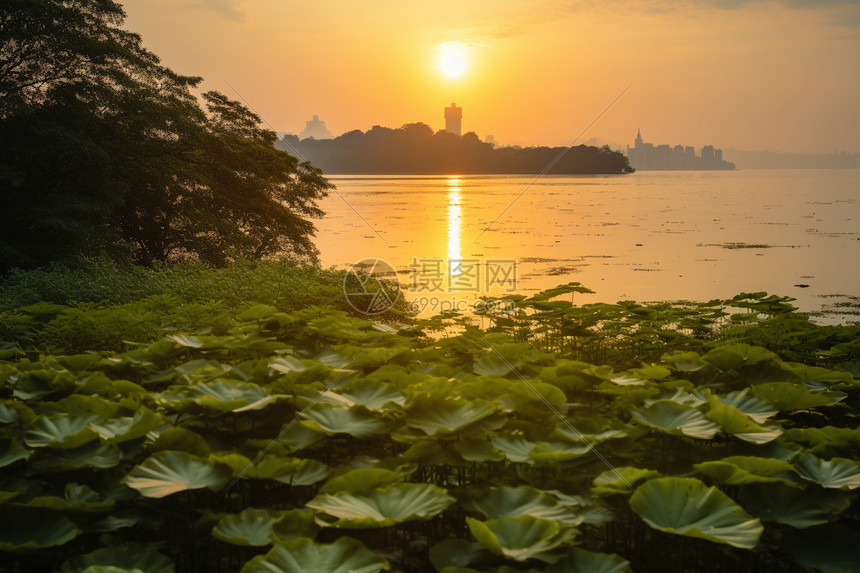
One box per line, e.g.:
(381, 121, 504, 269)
(782, 524, 860, 573)
(546, 491, 616, 527)
(122, 451, 232, 498)
(455, 438, 506, 462)
(549, 424, 627, 446)
(782, 426, 860, 457)
(702, 344, 776, 371)
(24, 414, 100, 448)
(27, 442, 122, 473)
(240, 537, 389, 573)
(269, 458, 330, 486)
(661, 351, 707, 372)
(712, 389, 777, 424)
(212, 508, 319, 546)
(89, 408, 167, 443)
(592, 466, 661, 496)
(644, 389, 707, 408)
(0, 437, 31, 468)
(152, 427, 210, 457)
(466, 516, 576, 563)
(694, 456, 798, 486)
(23, 483, 114, 512)
(191, 379, 274, 412)
(491, 432, 536, 464)
(0, 507, 80, 551)
(403, 440, 461, 466)
(705, 399, 782, 444)
(473, 352, 522, 376)
(469, 486, 583, 526)
(301, 405, 392, 438)
(319, 468, 403, 495)
(528, 441, 593, 463)
(546, 548, 632, 573)
(629, 477, 763, 549)
(794, 453, 860, 489)
(307, 483, 454, 528)
(739, 483, 851, 529)
(60, 544, 173, 573)
(339, 380, 405, 411)
(631, 401, 719, 440)
(405, 399, 495, 435)
(751, 382, 844, 411)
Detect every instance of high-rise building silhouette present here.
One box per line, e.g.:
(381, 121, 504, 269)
(444, 103, 462, 136)
(626, 130, 733, 170)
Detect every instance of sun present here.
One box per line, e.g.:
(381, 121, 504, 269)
(438, 43, 467, 78)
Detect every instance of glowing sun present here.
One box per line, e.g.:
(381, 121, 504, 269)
(438, 43, 467, 78)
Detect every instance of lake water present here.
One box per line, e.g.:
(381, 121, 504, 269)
(314, 169, 860, 322)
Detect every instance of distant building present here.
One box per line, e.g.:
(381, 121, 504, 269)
(444, 103, 462, 136)
(626, 130, 734, 171)
(299, 115, 334, 140)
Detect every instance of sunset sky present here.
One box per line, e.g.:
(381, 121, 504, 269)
(122, 0, 860, 153)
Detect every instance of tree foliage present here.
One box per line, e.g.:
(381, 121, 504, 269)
(0, 0, 330, 271)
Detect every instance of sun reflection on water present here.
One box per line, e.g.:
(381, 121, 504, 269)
(447, 177, 462, 284)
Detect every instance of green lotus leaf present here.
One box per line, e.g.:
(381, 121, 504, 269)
(339, 380, 405, 411)
(661, 351, 707, 372)
(455, 438, 505, 462)
(240, 537, 389, 573)
(55, 353, 103, 372)
(319, 468, 403, 495)
(469, 486, 583, 526)
(12, 372, 54, 400)
(0, 490, 20, 503)
(694, 456, 798, 486)
(546, 548, 632, 573)
(609, 374, 647, 386)
(751, 382, 845, 411)
(27, 442, 122, 473)
(0, 437, 31, 468)
(473, 352, 521, 376)
(152, 427, 210, 457)
(405, 399, 495, 435)
(60, 544, 173, 573)
(307, 483, 455, 528)
(782, 524, 860, 573)
(269, 356, 308, 374)
(705, 400, 782, 444)
(89, 408, 167, 443)
(528, 441, 593, 463)
(466, 515, 577, 563)
(491, 432, 537, 464)
(122, 451, 232, 498)
(782, 425, 860, 457)
(24, 414, 101, 449)
(550, 425, 627, 446)
(629, 477, 763, 549)
(644, 389, 706, 408)
(169, 334, 206, 348)
(631, 401, 720, 440)
(301, 405, 392, 438)
(212, 508, 319, 546)
(403, 440, 461, 466)
(739, 483, 851, 529)
(794, 453, 860, 489)
(703, 344, 776, 371)
(192, 379, 273, 412)
(592, 466, 660, 496)
(0, 507, 80, 551)
(712, 389, 777, 424)
(268, 458, 330, 486)
(23, 483, 114, 512)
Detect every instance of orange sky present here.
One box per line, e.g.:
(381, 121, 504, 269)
(122, 0, 860, 153)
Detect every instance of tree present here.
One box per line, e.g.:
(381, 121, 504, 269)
(0, 0, 331, 270)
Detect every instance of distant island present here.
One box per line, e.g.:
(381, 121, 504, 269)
(276, 123, 634, 175)
(625, 130, 735, 171)
(722, 148, 860, 169)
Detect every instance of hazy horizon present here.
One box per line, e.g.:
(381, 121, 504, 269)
(122, 0, 860, 155)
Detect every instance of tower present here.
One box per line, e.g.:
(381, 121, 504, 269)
(635, 128, 643, 149)
(444, 103, 462, 136)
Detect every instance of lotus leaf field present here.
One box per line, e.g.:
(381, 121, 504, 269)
(1, 281, 859, 572)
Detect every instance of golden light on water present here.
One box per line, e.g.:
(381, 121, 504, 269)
(447, 177, 462, 284)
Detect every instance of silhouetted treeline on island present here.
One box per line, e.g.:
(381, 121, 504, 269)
(276, 123, 635, 175)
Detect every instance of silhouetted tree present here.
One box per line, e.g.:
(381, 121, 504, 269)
(0, 0, 330, 271)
